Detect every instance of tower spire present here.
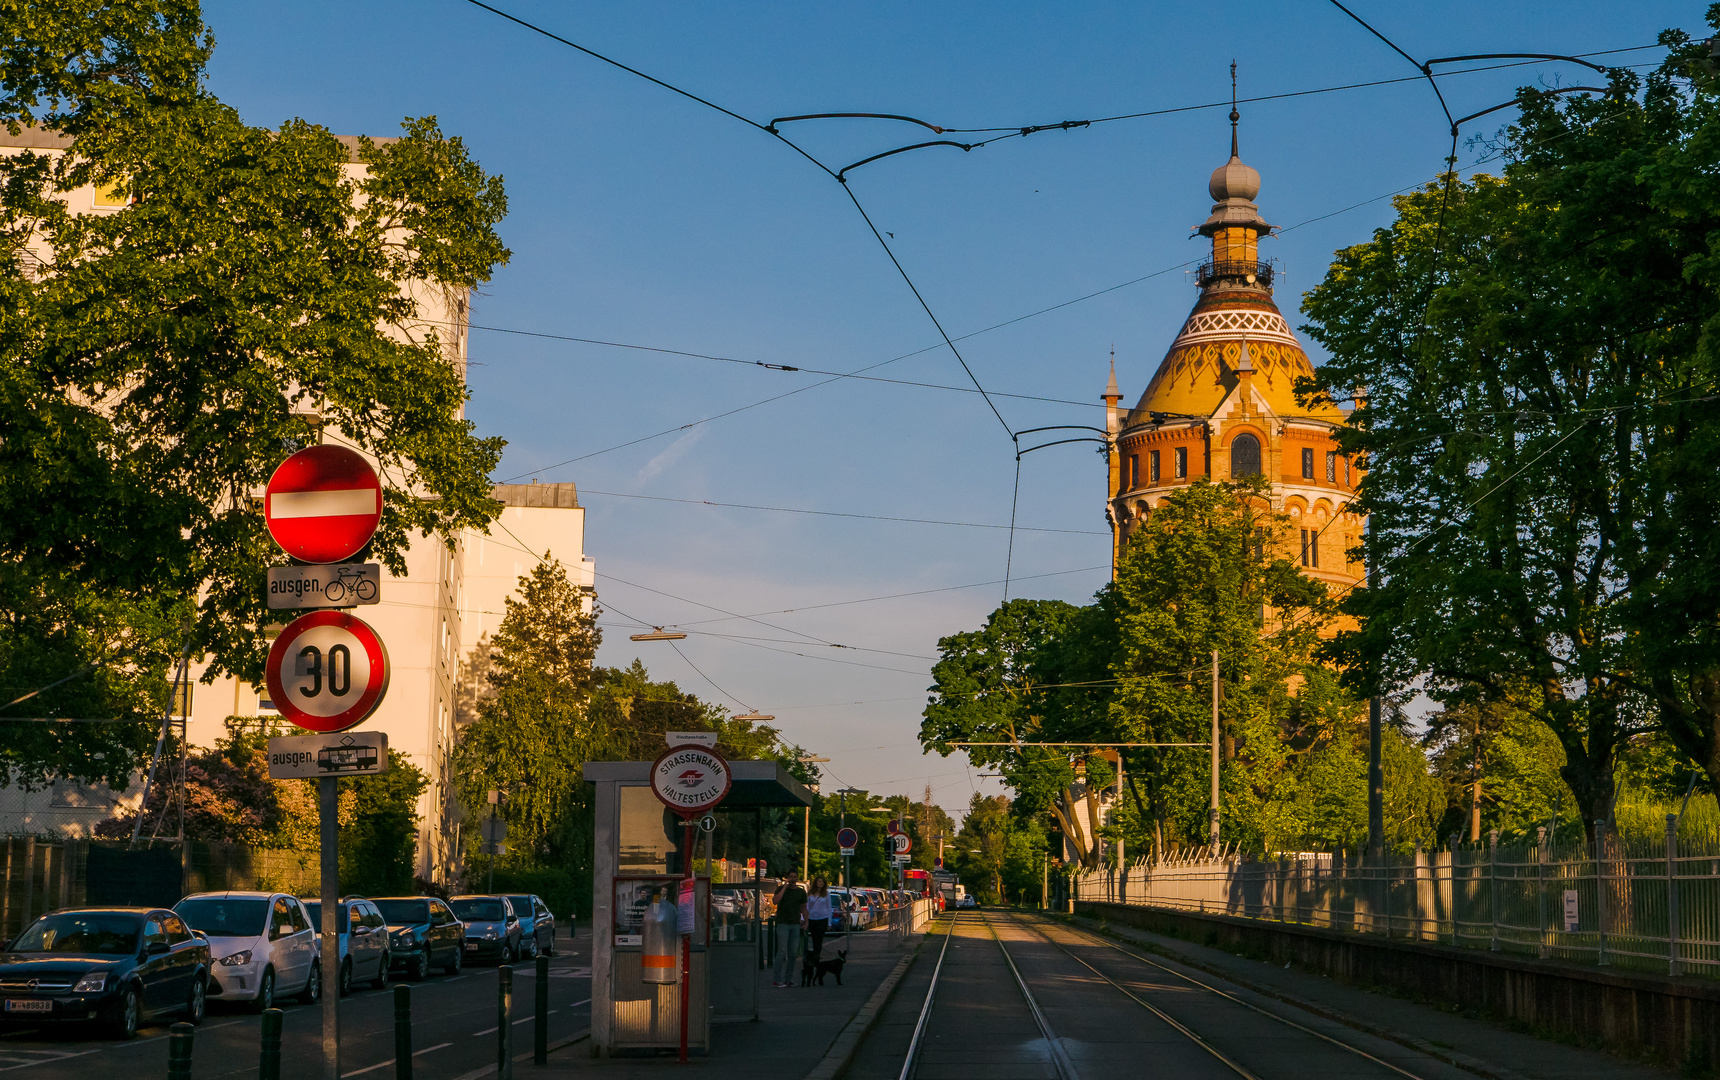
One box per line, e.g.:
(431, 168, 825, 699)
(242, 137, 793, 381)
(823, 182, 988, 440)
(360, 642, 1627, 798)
(1229, 60, 1239, 159)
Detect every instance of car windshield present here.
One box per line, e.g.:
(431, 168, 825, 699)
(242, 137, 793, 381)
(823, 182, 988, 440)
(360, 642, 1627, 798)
(450, 899, 506, 921)
(375, 900, 430, 925)
(507, 897, 535, 917)
(300, 903, 349, 932)
(11, 913, 140, 955)
(176, 898, 269, 937)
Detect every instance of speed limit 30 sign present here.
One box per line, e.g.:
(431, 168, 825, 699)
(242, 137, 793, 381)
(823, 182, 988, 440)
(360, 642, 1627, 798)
(265, 610, 391, 733)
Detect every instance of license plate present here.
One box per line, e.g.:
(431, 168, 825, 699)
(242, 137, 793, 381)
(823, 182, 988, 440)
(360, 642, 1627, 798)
(465, 943, 478, 950)
(5, 1000, 51, 1014)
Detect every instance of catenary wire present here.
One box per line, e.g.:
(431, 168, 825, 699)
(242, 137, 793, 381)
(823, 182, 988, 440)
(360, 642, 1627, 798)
(575, 487, 1106, 535)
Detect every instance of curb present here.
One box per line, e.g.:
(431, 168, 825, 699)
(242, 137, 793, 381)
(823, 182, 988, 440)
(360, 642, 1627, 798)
(803, 936, 926, 1080)
(1061, 914, 1530, 1080)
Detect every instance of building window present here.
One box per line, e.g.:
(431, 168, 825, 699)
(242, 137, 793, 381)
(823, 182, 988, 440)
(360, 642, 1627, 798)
(1301, 447, 1315, 479)
(1174, 446, 1188, 479)
(1230, 434, 1261, 477)
(1149, 449, 1161, 482)
(1127, 454, 1139, 490)
(1300, 529, 1320, 568)
(1345, 459, 1352, 486)
(1327, 451, 1338, 482)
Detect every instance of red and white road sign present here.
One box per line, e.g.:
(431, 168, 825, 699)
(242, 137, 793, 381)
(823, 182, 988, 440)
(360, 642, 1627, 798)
(887, 818, 903, 835)
(264, 446, 383, 564)
(891, 833, 913, 856)
(265, 611, 391, 733)
(650, 745, 732, 817)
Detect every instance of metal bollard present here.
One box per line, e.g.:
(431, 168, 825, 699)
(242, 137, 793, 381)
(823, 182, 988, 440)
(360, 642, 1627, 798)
(394, 983, 412, 1080)
(167, 1021, 195, 1080)
(534, 954, 549, 1064)
(260, 1008, 284, 1080)
(498, 963, 513, 1080)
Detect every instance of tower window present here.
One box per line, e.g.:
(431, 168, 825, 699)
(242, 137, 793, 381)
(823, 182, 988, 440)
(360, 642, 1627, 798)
(1173, 447, 1188, 479)
(1326, 451, 1338, 482)
(1345, 459, 1352, 486)
(1301, 447, 1315, 479)
(1300, 529, 1310, 566)
(1300, 529, 1320, 568)
(1230, 434, 1261, 478)
(1126, 454, 1139, 491)
(1149, 450, 1161, 483)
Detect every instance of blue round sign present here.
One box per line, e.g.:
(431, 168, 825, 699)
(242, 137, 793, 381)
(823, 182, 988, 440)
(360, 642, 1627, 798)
(836, 827, 859, 849)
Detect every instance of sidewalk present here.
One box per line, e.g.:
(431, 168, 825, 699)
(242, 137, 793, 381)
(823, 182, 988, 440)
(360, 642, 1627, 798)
(1063, 911, 1675, 1080)
(508, 926, 917, 1079)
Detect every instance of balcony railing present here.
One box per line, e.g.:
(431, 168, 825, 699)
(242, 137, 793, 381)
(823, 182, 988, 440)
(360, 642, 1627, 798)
(1196, 259, 1273, 289)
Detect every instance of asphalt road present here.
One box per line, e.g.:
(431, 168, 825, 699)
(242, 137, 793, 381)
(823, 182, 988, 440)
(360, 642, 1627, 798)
(0, 925, 593, 1078)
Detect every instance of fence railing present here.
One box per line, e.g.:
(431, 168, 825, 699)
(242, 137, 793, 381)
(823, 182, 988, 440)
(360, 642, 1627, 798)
(888, 898, 935, 946)
(0, 836, 323, 941)
(1074, 816, 1720, 978)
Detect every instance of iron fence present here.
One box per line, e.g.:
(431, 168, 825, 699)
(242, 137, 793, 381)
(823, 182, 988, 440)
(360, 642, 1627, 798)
(1074, 815, 1720, 978)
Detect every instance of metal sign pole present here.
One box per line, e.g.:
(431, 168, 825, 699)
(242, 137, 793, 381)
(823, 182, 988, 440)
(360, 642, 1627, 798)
(319, 776, 340, 1080)
(679, 816, 695, 1064)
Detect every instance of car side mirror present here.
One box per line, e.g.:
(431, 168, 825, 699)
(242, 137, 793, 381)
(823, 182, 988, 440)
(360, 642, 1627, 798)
(146, 941, 171, 956)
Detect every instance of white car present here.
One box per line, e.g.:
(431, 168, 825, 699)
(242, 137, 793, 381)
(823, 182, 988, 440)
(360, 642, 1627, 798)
(174, 892, 322, 1011)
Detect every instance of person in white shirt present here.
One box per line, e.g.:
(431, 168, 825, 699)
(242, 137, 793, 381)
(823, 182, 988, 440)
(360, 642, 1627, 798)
(804, 877, 832, 963)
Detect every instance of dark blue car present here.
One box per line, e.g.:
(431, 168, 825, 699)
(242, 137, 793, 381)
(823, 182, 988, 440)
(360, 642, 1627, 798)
(0, 908, 210, 1038)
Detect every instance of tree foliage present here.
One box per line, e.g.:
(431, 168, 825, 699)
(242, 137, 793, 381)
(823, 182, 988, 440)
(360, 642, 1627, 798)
(1302, 33, 1720, 834)
(0, 1, 509, 786)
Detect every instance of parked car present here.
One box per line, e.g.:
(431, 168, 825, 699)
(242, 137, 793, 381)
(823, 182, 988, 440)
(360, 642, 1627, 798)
(0, 907, 209, 1039)
(374, 897, 465, 979)
(504, 894, 557, 958)
(958, 895, 978, 909)
(174, 891, 321, 1012)
(302, 897, 391, 995)
(449, 896, 521, 964)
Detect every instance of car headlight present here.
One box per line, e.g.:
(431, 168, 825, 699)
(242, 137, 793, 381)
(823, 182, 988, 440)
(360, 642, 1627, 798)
(73, 972, 107, 993)
(219, 950, 253, 967)
(480, 928, 498, 940)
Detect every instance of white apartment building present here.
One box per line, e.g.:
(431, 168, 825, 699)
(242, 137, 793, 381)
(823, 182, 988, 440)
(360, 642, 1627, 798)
(0, 129, 592, 882)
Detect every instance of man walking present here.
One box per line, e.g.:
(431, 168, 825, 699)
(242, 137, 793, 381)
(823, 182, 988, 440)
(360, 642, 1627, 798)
(771, 871, 808, 988)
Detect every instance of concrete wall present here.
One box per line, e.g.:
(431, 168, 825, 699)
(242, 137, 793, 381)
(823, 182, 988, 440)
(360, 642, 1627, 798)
(1078, 900, 1720, 1071)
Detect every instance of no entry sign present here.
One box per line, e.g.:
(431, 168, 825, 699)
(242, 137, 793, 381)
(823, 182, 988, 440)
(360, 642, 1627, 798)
(265, 446, 383, 564)
(265, 610, 391, 733)
(650, 745, 732, 817)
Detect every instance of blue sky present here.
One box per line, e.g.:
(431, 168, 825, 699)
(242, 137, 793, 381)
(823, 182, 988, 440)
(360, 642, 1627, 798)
(202, 1, 1692, 812)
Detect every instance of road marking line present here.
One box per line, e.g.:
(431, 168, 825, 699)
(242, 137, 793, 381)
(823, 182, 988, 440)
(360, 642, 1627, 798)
(341, 1042, 451, 1077)
(471, 1026, 497, 1036)
(569, 998, 591, 1007)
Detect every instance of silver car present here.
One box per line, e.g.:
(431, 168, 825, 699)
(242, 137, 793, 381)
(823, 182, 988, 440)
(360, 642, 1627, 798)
(174, 892, 320, 1011)
(302, 898, 390, 995)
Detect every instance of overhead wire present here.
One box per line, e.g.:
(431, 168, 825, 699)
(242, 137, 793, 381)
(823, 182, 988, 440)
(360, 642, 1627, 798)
(574, 487, 1106, 535)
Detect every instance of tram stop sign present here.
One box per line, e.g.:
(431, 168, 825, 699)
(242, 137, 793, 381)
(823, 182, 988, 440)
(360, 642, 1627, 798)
(650, 744, 732, 817)
(265, 445, 383, 564)
(265, 610, 391, 733)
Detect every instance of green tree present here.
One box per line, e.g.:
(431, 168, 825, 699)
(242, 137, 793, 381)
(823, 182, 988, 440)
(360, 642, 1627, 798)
(1109, 479, 1334, 851)
(340, 763, 431, 897)
(452, 558, 601, 869)
(0, 1, 508, 786)
(1301, 39, 1720, 835)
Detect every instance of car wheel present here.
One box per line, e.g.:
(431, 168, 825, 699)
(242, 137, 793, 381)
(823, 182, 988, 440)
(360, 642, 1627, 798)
(298, 961, 322, 1005)
(524, 936, 538, 961)
(543, 931, 555, 957)
(408, 947, 429, 981)
(250, 968, 276, 1014)
(339, 957, 352, 997)
(109, 986, 140, 1040)
(186, 974, 206, 1026)
(372, 952, 390, 990)
(444, 943, 462, 976)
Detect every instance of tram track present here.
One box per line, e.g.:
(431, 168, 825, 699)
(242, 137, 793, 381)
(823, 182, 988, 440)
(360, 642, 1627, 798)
(883, 908, 1449, 1080)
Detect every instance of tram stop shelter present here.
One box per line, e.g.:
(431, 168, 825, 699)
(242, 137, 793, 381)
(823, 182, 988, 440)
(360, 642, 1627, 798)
(584, 759, 815, 1056)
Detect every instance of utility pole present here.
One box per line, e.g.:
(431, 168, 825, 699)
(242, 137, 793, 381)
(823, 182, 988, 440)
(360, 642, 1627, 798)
(798, 756, 828, 881)
(1365, 514, 1385, 862)
(1210, 650, 1220, 847)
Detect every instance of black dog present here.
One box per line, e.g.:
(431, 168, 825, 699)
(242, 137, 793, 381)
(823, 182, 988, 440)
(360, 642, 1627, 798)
(800, 948, 817, 987)
(812, 949, 847, 986)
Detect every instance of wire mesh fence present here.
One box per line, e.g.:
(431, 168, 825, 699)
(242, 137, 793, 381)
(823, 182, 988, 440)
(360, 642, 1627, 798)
(1074, 815, 1720, 978)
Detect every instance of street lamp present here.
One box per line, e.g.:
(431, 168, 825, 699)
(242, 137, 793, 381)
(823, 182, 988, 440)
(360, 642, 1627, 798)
(629, 627, 686, 641)
(797, 754, 829, 878)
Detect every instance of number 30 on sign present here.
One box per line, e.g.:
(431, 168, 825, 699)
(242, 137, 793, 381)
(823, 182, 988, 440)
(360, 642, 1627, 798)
(265, 610, 391, 733)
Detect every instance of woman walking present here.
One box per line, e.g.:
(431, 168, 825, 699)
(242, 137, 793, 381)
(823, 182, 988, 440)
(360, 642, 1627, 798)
(804, 876, 832, 964)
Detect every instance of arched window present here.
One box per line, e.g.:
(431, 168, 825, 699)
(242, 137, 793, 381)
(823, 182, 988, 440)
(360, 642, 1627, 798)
(1230, 433, 1261, 477)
